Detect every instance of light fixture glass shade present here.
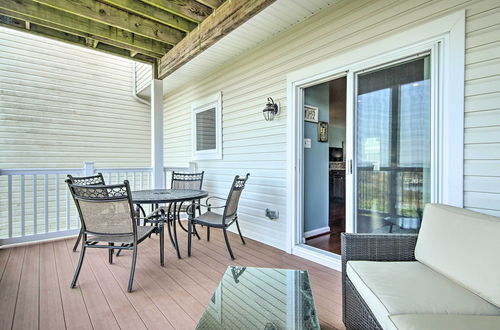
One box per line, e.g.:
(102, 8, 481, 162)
(263, 97, 278, 121)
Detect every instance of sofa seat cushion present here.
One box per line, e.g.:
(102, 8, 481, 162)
(346, 261, 500, 329)
(386, 314, 500, 330)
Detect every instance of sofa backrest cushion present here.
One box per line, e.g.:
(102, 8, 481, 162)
(415, 203, 500, 307)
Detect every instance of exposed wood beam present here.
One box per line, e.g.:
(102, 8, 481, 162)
(195, 0, 224, 10)
(141, 0, 213, 23)
(158, 0, 276, 79)
(0, 0, 171, 57)
(33, 0, 185, 45)
(0, 16, 156, 63)
(101, 0, 197, 33)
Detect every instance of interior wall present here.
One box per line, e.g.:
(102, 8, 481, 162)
(163, 0, 500, 250)
(304, 83, 330, 234)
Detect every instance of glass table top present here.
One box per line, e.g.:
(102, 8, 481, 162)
(196, 267, 320, 330)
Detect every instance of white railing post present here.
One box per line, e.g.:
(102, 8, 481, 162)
(83, 161, 95, 176)
(189, 162, 197, 172)
(151, 79, 164, 188)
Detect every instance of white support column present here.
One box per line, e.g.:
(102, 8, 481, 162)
(151, 79, 164, 188)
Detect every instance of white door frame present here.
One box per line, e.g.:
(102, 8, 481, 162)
(285, 11, 465, 270)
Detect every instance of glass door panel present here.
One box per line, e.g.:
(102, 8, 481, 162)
(355, 56, 431, 234)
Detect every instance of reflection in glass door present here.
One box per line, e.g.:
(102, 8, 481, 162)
(355, 56, 431, 234)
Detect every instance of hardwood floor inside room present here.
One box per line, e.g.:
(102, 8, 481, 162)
(0, 227, 344, 330)
(306, 200, 345, 255)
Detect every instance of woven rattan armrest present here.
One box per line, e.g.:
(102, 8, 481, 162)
(341, 233, 418, 329)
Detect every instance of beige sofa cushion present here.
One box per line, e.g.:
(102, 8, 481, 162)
(346, 261, 500, 329)
(386, 314, 500, 330)
(415, 204, 500, 307)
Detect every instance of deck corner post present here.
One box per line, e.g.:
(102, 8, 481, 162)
(151, 79, 164, 189)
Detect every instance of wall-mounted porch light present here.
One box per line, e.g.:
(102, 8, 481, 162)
(262, 97, 279, 121)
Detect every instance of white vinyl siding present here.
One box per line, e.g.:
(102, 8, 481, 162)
(0, 27, 151, 169)
(134, 62, 152, 94)
(163, 0, 500, 250)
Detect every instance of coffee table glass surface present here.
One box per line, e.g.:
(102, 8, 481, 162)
(197, 266, 320, 330)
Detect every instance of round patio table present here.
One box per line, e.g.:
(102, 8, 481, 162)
(132, 189, 208, 264)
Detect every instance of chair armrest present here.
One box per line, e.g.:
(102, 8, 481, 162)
(186, 202, 225, 217)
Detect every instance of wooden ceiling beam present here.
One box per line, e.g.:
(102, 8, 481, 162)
(0, 0, 171, 57)
(195, 0, 225, 10)
(0, 15, 156, 63)
(33, 0, 185, 45)
(158, 0, 276, 79)
(101, 0, 197, 33)
(141, 0, 213, 23)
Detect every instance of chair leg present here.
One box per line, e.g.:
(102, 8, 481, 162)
(188, 220, 192, 257)
(193, 224, 201, 240)
(172, 217, 181, 259)
(127, 245, 138, 293)
(235, 220, 246, 245)
(108, 243, 114, 264)
(73, 228, 83, 252)
(71, 242, 87, 288)
(207, 227, 210, 241)
(159, 223, 165, 267)
(223, 228, 235, 260)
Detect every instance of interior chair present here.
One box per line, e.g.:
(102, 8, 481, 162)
(187, 174, 250, 260)
(145, 171, 205, 259)
(67, 173, 106, 252)
(66, 180, 161, 292)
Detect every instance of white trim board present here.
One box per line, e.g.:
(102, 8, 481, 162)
(285, 11, 465, 263)
(303, 226, 330, 239)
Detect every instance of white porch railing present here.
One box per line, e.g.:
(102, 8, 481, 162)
(0, 162, 196, 246)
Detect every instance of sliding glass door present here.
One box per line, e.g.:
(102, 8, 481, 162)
(354, 56, 431, 234)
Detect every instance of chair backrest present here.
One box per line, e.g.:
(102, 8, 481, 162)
(171, 171, 205, 190)
(67, 173, 106, 185)
(66, 180, 136, 237)
(223, 174, 250, 223)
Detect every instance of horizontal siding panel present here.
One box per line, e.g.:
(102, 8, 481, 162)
(464, 109, 500, 127)
(464, 176, 500, 194)
(464, 191, 500, 210)
(464, 143, 500, 159)
(464, 160, 500, 176)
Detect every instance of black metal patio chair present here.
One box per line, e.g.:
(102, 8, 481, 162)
(187, 174, 250, 260)
(145, 171, 205, 258)
(66, 180, 161, 292)
(67, 173, 106, 252)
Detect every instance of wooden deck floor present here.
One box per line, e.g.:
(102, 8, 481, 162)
(0, 227, 344, 330)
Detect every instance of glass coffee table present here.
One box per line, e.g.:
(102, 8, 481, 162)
(196, 266, 320, 330)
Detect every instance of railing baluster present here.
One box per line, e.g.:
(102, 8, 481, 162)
(140, 172, 143, 189)
(117, 172, 121, 184)
(45, 174, 49, 233)
(66, 185, 70, 230)
(108, 172, 112, 184)
(21, 175, 25, 237)
(56, 174, 60, 231)
(7, 175, 13, 238)
(33, 174, 37, 234)
(132, 172, 136, 190)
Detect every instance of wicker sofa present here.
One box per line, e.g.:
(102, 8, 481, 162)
(341, 204, 500, 330)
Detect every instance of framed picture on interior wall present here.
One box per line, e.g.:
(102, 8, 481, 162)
(304, 105, 319, 123)
(318, 121, 328, 142)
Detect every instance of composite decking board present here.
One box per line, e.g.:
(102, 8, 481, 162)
(0, 246, 25, 330)
(62, 240, 121, 330)
(0, 231, 344, 330)
(12, 244, 39, 330)
(78, 242, 162, 330)
(39, 242, 66, 330)
(52, 240, 93, 329)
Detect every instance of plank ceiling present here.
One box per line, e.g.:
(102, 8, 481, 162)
(0, 0, 278, 78)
